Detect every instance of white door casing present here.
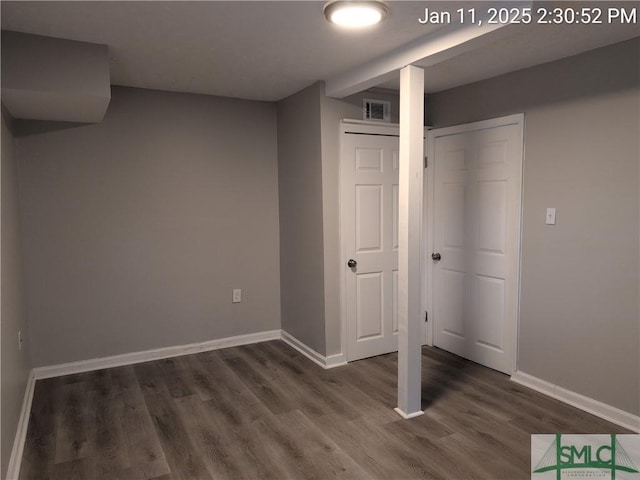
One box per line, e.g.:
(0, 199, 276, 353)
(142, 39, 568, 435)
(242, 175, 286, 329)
(341, 124, 400, 362)
(428, 114, 523, 374)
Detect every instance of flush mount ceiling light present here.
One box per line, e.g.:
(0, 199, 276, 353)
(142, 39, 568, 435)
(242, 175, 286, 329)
(324, 0, 390, 28)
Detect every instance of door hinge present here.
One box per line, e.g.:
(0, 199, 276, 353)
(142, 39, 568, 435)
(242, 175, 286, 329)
(425, 311, 428, 322)
(424, 157, 428, 168)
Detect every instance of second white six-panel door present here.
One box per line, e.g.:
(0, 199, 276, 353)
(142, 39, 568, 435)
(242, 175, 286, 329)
(431, 117, 522, 374)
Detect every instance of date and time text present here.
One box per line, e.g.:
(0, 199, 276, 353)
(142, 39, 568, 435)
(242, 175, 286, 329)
(418, 6, 638, 26)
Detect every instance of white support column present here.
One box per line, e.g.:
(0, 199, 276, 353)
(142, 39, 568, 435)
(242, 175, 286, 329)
(395, 65, 425, 419)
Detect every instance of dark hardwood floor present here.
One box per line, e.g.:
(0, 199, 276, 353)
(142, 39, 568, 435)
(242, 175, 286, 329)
(19, 341, 631, 480)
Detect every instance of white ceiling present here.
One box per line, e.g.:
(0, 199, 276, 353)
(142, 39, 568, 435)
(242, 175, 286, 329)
(2, 1, 638, 101)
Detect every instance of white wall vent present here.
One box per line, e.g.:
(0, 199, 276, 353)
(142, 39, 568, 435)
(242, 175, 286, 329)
(363, 98, 391, 122)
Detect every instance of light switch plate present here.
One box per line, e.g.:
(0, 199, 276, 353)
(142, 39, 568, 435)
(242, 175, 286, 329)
(232, 289, 242, 303)
(546, 208, 556, 225)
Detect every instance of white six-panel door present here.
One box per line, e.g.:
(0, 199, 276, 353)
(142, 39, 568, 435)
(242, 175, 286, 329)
(342, 130, 400, 362)
(430, 115, 523, 374)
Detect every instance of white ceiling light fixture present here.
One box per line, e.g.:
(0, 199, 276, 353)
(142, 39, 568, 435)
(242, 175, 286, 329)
(324, 0, 390, 28)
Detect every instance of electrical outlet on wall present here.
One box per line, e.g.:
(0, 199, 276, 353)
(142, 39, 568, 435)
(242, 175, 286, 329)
(232, 289, 242, 303)
(18, 330, 23, 350)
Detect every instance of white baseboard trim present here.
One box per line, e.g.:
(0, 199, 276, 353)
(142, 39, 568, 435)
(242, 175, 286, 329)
(511, 370, 640, 433)
(394, 407, 425, 420)
(6, 370, 36, 480)
(325, 352, 348, 369)
(280, 330, 347, 369)
(33, 330, 282, 379)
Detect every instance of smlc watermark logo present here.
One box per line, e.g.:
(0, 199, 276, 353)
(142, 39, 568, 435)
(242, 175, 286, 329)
(532, 434, 640, 480)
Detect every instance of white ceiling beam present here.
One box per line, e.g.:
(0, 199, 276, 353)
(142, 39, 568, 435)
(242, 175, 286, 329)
(325, 1, 531, 98)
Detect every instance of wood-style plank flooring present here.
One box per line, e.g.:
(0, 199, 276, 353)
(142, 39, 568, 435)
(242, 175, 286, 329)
(19, 341, 631, 480)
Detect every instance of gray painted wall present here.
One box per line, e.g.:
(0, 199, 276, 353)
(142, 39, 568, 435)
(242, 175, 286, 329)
(1, 110, 32, 478)
(276, 82, 395, 357)
(17, 86, 281, 367)
(277, 83, 327, 355)
(320, 89, 361, 356)
(428, 38, 640, 415)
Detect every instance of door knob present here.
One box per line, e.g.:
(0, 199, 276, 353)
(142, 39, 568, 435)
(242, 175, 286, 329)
(432, 253, 442, 261)
(347, 259, 357, 268)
